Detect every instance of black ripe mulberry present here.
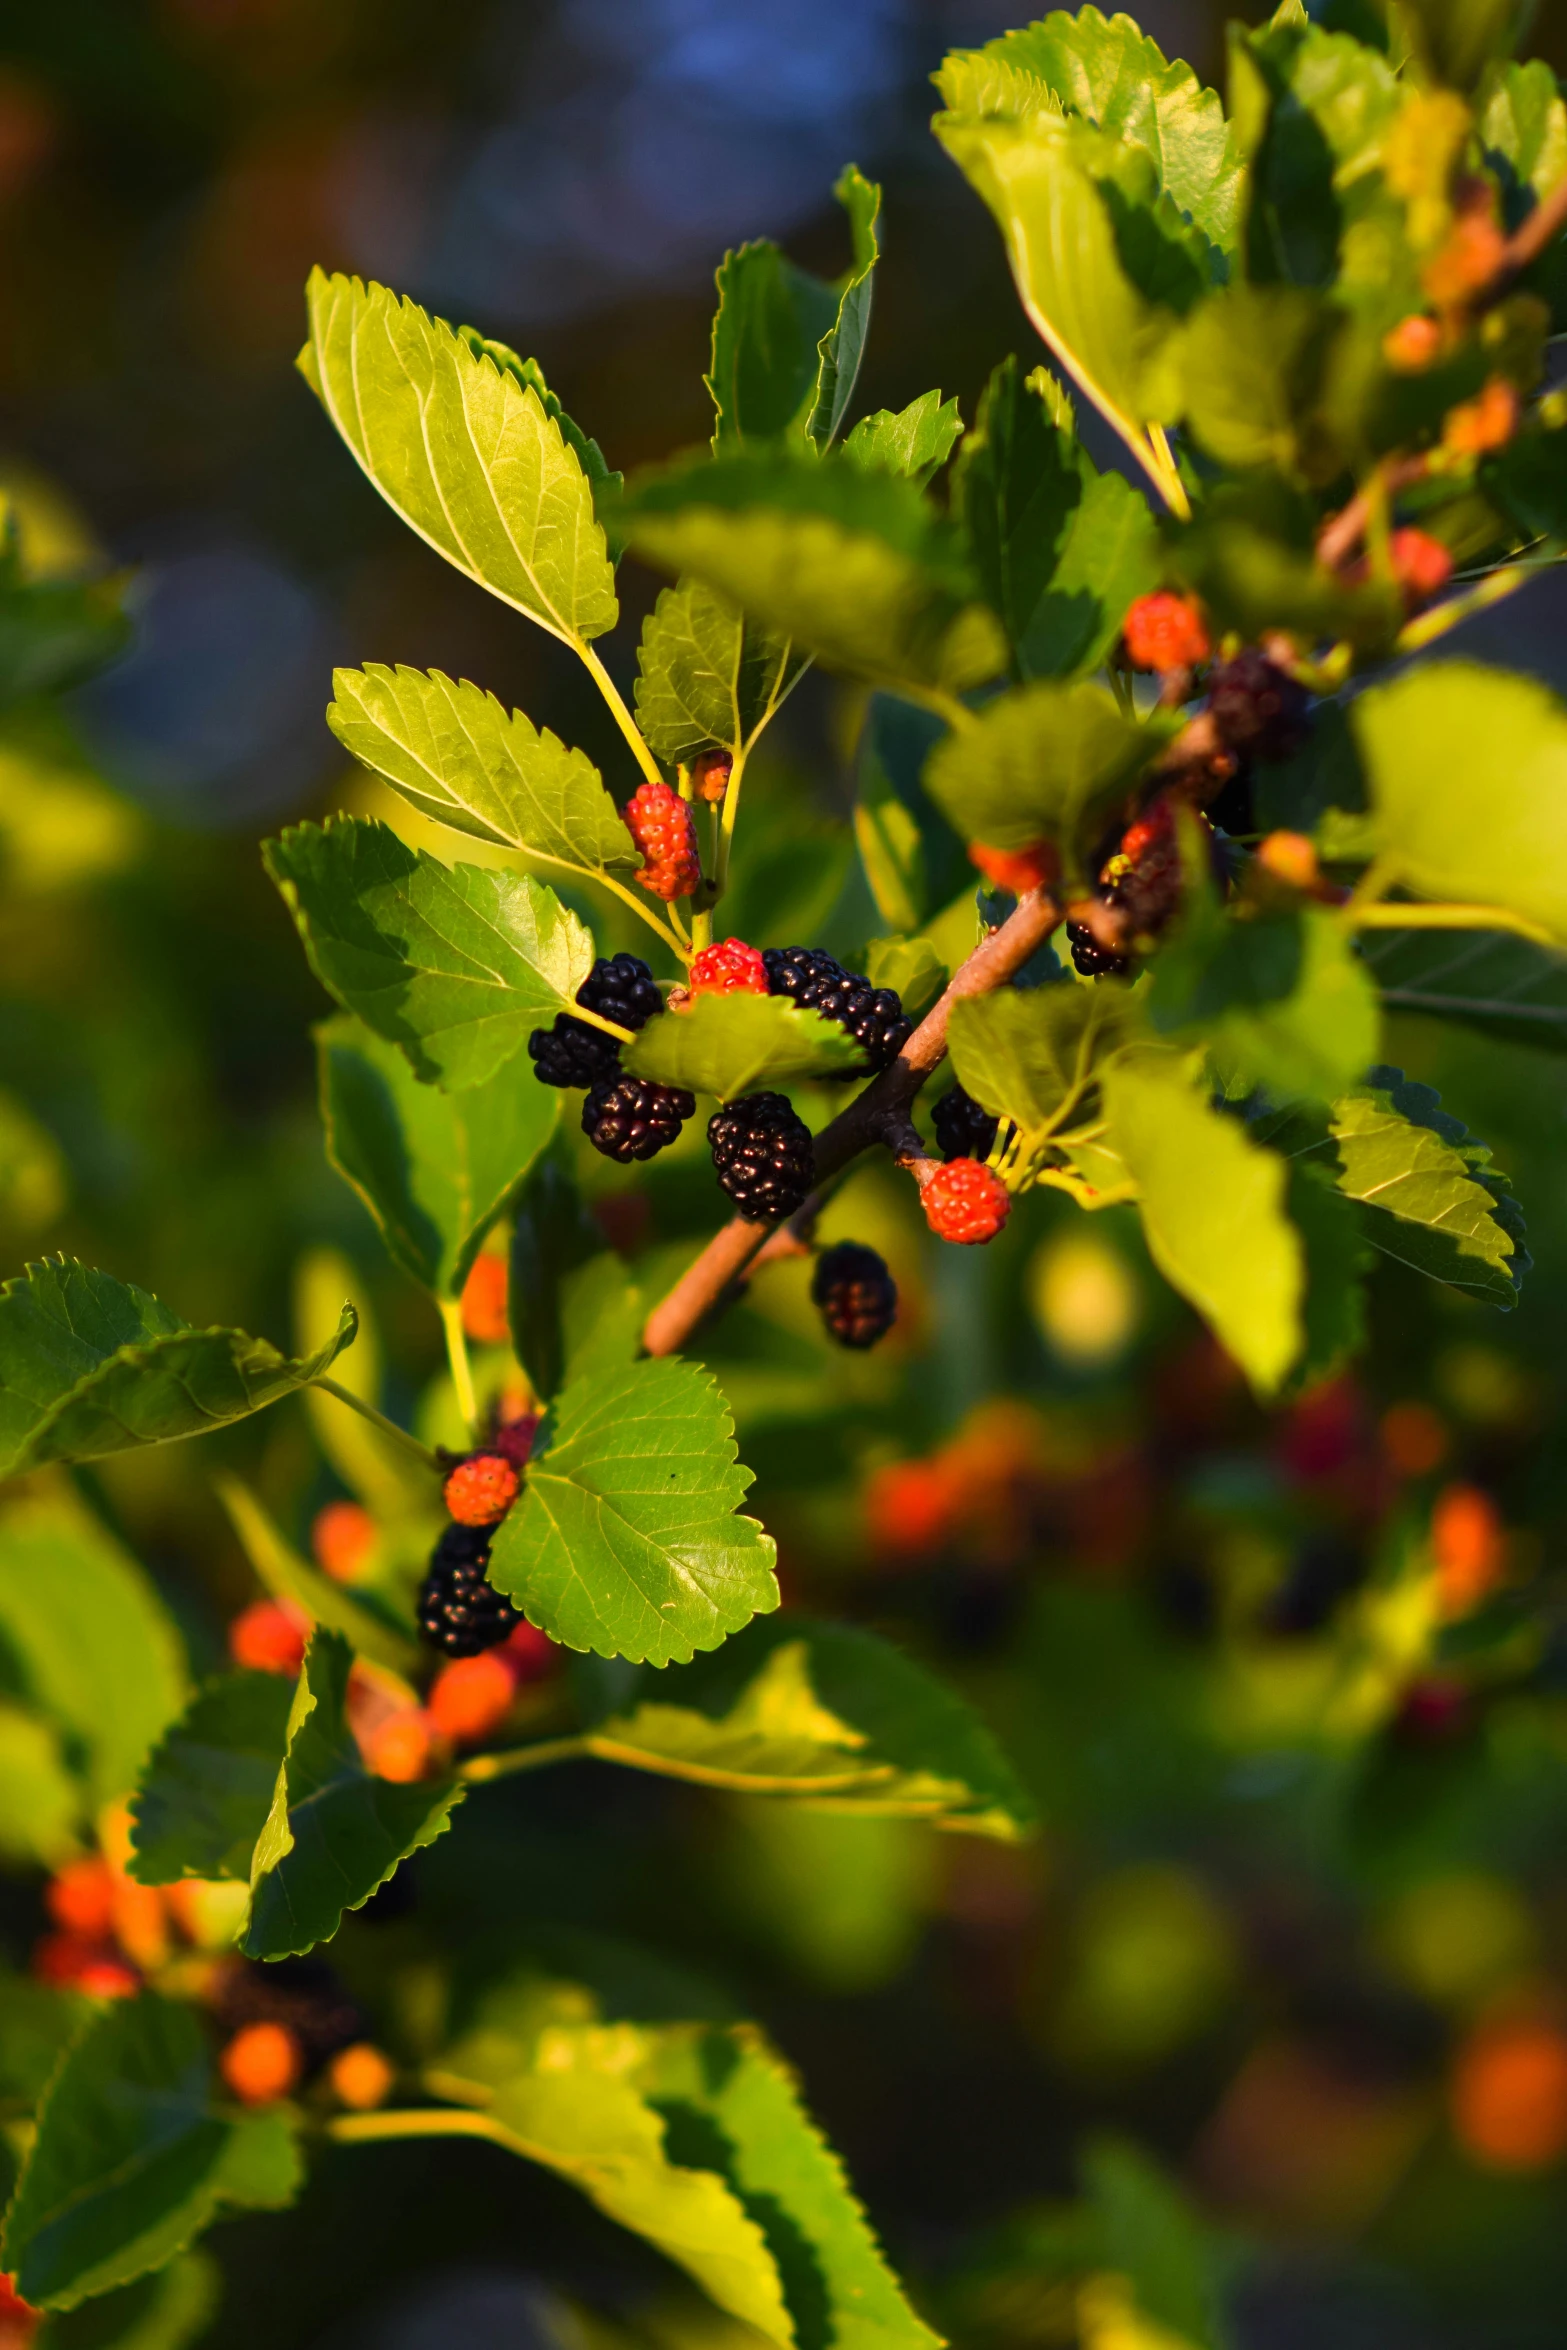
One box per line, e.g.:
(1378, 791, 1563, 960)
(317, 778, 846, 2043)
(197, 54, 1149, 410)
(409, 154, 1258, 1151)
(709, 1092, 814, 1221)
(812, 1242, 898, 1349)
(762, 946, 912, 1070)
(417, 1523, 521, 1657)
(528, 954, 664, 1089)
(933, 1085, 998, 1165)
(1206, 649, 1311, 764)
(1067, 923, 1131, 978)
(582, 1074, 695, 1163)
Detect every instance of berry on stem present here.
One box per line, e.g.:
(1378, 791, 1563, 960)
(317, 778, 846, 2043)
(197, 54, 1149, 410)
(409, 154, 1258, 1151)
(582, 1074, 695, 1162)
(922, 1159, 1012, 1246)
(709, 1091, 815, 1221)
(443, 1452, 520, 1528)
(812, 1242, 898, 1349)
(221, 2021, 303, 2106)
(689, 937, 768, 997)
(417, 1524, 522, 1656)
(968, 840, 1058, 896)
(933, 1085, 999, 1164)
(1123, 591, 1210, 673)
(1067, 924, 1131, 979)
(329, 2043, 396, 2112)
(762, 946, 911, 1070)
(364, 1710, 436, 1783)
(1389, 527, 1454, 607)
(692, 749, 733, 803)
(624, 780, 702, 899)
(528, 953, 663, 1091)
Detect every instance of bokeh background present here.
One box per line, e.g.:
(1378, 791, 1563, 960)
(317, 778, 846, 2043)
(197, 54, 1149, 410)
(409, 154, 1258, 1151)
(7, 5, 1567, 2348)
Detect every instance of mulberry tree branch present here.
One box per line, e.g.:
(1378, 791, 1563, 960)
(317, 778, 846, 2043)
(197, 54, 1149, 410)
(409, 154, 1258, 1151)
(641, 886, 1061, 1358)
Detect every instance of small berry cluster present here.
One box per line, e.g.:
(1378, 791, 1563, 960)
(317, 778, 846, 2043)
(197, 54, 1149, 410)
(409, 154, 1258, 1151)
(528, 954, 695, 1165)
(1066, 793, 1200, 978)
(812, 1242, 898, 1349)
(624, 779, 702, 899)
(418, 1408, 542, 1659)
(709, 1091, 815, 1221)
(763, 945, 912, 1070)
(212, 1956, 396, 2112)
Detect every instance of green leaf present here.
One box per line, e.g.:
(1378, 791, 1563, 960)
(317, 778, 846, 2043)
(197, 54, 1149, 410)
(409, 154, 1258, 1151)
(214, 1475, 421, 1676)
(1236, 21, 1404, 294)
(488, 1356, 778, 1666)
(1172, 482, 1400, 650)
(243, 1628, 461, 1961)
(0, 1260, 355, 1482)
(1396, 0, 1524, 89)
(1356, 925, 1567, 1052)
(933, 110, 1182, 447)
(1329, 1065, 1528, 1304)
(128, 1673, 294, 1885)
(1177, 284, 1348, 479)
(0, 1708, 81, 1866)
(1355, 663, 1567, 947)
(1480, 58, 1567, 205)
(865, 937, 947, 1018)
(0, 1491, 187, 1809)
(614, 450, 1006, 698)
(299, 271, 616, 645)
(854, 698, 971, 932)
(622, 994, 863, 1098)
(843, 391, 964, 485)
(921, 683, 1161, 886)
(1, 1996, 301, 2312)
(325, 664, 638, 875)
(633, 580, 802, 767)
(264, 816, 594, 1090)
(706, 240, 840, 450)
(1147, 894, 1381, 1103)
(1083, 2137, 1224, 2350)
(942, 7, 1243, 252)
(0, 564, 131, 710)
(453, 333, 621, 498)
(1021, 465, 1161, 681)
(318, 1012, 557, 1299)
(955, 357, 1085, 661)
(947, 982, 1131, 1136)
(581, 1614, 1034, 1839)
(1289, 1155, 1370, 1394)
(1104, 1057, 1304, 1392)
(806, 166, 883, 452)
(34, 2251, 222, 2350)
(508, 1151, 603, 1404)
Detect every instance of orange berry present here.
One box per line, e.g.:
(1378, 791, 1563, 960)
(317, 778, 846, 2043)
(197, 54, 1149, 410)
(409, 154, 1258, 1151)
(1383, 313, 1444, 372)
(1444, 376, 1519, 458)
(442, 1452, 520, 1528)
(688, 937, 768, 997)
(968, 840, 1059, 896)
(1453, 2021, 1567, 2171)
(502, 1617, 560, 1685)
(1423, 212, 1506, 309)
(32, 1933, 138, 1998)
(311, 1500, 377, 1585)
(329, 2042, 396, 2111)
(865, 1458, 957, 1558)
(365, 1710, 435, 1784)
(921, 1158, 1012, 1246)
(1122, 591, 1210, 673)
(1432, 1482, 1506, 1617)
(1255, 831, 1321, 892)
(220, 2020, 303, 2106)
(45, 1856, 117, 1939)
(1380, 1400, 1450, 1478)
(110, 1875, 171, 1971)
(229, 1600, 308, 1676)
(623, 780, 702, 900)
(692, 749, 733, 803)
(1389, 527, 1454, 608)
(426, 1652, 518, 1744)
(460, 1251, 510, 1345)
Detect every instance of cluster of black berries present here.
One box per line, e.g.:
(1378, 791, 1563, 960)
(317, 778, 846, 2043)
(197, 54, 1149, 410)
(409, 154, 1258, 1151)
(933, 1085, 998, 1164)
(527, 954, 695, 1165)
(211, 1956, 364, 2069)
(763, 947, 912, 1071)
(417, 1523, 522, 1657)
(812, 1242, 897, 1349)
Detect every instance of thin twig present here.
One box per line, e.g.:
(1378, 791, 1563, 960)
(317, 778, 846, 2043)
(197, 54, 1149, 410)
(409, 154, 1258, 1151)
(641, 887, 1061, 1357)
(311, 1379, 440, 1472)
(1481, 168, 1567, 302)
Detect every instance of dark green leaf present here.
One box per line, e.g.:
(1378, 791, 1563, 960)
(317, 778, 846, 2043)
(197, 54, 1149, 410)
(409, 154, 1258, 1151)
(582, 1614, 1035, 1838)
(622, 994, 863, 1097)
(1357, 924, 1567, 1051)
(921, 683, 1163, 886)
(854, 696, 971, 932)
(706, 241, 840, 450)
(1330, 1064, 1529, 1304)
(1288, 1155, 1370, 1394)
(299, 272, 617, 645)
(1022, 465, 1161, 680)
(614, 450, 1006, 697)
(0, 561, 131, 710)
(0, 1260, 355, 1482)
(488, 1357, 779, 1666)
(1398, 0, 1526, 89)
(1083, 2137, 1224, 2350)
(326, 665, 638, 875)
(508, 1150, 603, 1404)
(843, 391, 963, 485)
(805, 165, 883, 452)
(0, 1491, 187, 1809)
(633, 580, 802, 766)
(243, 1629, 461, 1961)
(1178, 284, 1349, 479)
(318, 1012, 557, 1299)
(128, 1673, 294, 1885)
(955, 356, 1086, 662)
(1, 1996, 301, 2311)
(33, 2250, 221, 2350)
(264, 816, 595, 1090)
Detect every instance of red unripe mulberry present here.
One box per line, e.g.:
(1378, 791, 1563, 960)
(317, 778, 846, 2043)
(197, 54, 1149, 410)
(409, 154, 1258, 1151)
(968, 840, 1059, 896)
(692, 749, 733, 802)
(443, 1452, 520, 1527)
(689, 938, 768, 997)
(1389, 528, 1454, 607)
(624, 781, 702, 900)
(1123, 592, 1210, 672)
(922, 1159, 1012, 1245)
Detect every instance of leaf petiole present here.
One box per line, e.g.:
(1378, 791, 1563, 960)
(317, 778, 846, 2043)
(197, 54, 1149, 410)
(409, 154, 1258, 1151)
(459, 1735, 589, 1782)
(310, 1379, 440, 1473)
(438, 1300, 480, 1437)
(576, 639, 664, 786)
(1351, 900, 1559, 947)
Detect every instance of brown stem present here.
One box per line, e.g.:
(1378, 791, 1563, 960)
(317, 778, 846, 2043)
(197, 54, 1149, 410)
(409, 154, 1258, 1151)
(641, 887, 1061, 1357)
(1483, 168, 1567, 301)
(1317, 453, 1432, 574)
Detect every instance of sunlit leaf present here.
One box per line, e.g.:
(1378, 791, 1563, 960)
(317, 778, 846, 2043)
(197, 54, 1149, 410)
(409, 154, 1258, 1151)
(843, 390, 964, 485)
(622, 993, 863, 1097)
(633, 580, 802, 766)
(922, 682, 1162, 885)
(129, 1672, 294, 1885)
(1330, 1065, 1529, 1305)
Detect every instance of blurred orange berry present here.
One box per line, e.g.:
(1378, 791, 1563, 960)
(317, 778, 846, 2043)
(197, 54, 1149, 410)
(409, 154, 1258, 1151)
(1380, 1400, 1450, 1477)
(229, 1599, 307, 1676)
(968, 839, 1059, 896)
(692, 749, 733, 803)
(45, 1856, 117, 1940)
(1256, 831, 1321, 891)
(312, 1500, 377, 1585)
(329, 2042, 396, 2111)
(110, 1876, 171, 1972)
(0, 2271, 37, 2347)
(1389, 527, 1454, 607)
(1123, 591, 1210, 672)
(501, 1616, 560, 1684)
(365, 1710, 435, 1784)
(460, 1251, 510, 1344)
(426, 1652, 517, 1744)
(1423, 212, 1507, 308)
(1444, 376, 1519, 457)
(866, 1459, 958, 1558)
(443, 1452, 520, 1528)
(221, 2020, 303, 2106)
(32, 1933, 138, 1998)
(1432, 1482, 1507, 1617)
(1452, 2021, 1567, 2170)
(1383, 313, 1443, 371)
